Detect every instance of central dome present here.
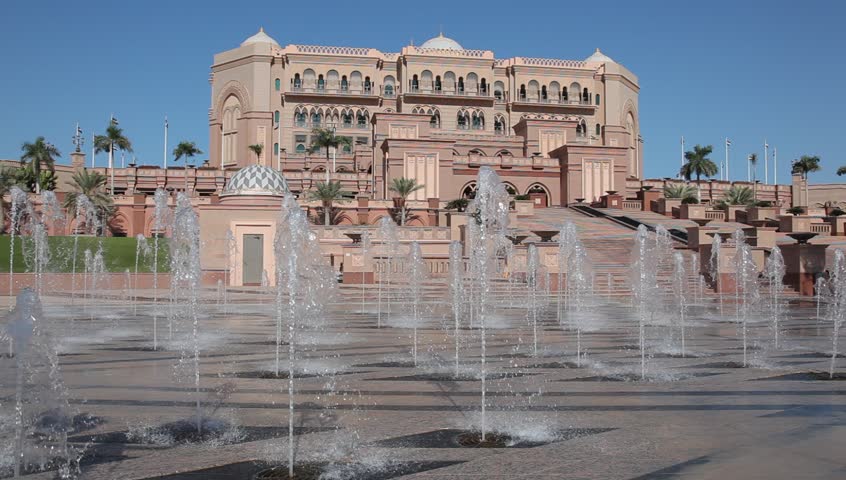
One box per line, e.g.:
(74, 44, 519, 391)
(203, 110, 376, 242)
(222, 164, 289, 197)
(420, 33, 464, 50)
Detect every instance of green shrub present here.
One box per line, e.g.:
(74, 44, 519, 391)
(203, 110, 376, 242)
(681, 197, 700, 205)
(787, 206, 805, 216)
(445, 198, 469, 212)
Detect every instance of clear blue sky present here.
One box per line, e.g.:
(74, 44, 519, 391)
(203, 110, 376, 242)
(1, 0, 843, 183)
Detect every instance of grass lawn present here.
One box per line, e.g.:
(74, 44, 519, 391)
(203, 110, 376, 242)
(0, 235, 170, 273)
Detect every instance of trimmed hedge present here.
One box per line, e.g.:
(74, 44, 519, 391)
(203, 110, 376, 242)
(0, 235, 170, 273)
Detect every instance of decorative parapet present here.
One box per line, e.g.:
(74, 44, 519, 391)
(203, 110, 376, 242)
(281, 44, 385, 58)
(403, 45, 494, 59)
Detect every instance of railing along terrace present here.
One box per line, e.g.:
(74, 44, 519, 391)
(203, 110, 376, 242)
(516, 95, 592, 106)
(373, 256, 450, 278)
(622, 200, 642, 210)
(705, 210, 726, 220)
(811, 223, 832, 234)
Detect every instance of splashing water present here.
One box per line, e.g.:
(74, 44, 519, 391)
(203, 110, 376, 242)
(273, 194, 337, 476)
(377, 217, 399, 328)
(449, 241, 464, 372)
(8, 187, 31, 300)
(406, 241, 427, 365)
(733, 229, 759, 367)
(134, 235, 151, 313)
(672, 252, 688, 357)
(169, 193, 203, 433)
(827, 250, 846, 379)
(567, 240, 593, 366)
(467, 166, 510, 440)
(152, 189, 169, 349)
(765, 246, 786, 348)
(630, 225, 659, 379)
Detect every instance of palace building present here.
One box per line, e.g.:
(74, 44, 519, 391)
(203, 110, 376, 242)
(209, 28, 642, 206)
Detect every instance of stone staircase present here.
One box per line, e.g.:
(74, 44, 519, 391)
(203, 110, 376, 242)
(511, 207, 706, 297)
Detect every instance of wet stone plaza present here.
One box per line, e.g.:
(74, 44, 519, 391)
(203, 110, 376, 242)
(2, 284, 845, 480)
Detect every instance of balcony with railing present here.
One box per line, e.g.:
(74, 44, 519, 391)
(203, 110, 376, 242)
(405, 80, 492, 99)
(287, 80, 389, 99)
(513, 94, 595, 109)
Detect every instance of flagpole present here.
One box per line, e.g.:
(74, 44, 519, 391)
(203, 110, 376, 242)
(725, 138, 730, 182)
(91, 132, 95, 168)
(680, 136, 685, 179)
(164, 116, 169, 169)
(764, 140, 769, 185)
(109, 114, 115, 195)
(773, 147, 778, 185)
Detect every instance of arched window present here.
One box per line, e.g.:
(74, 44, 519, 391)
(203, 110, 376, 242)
(462, 182, 477, 199)
(304, 69, 316, 89)
(494, 115, 505, 135)
(295, 111, 306, 127)
(221, 95, 241, 166)
(480, 78, 487, 94)
(469, 148, 485, 156)
(457, 111, 468, 130)
(494, 81, 505, 100)
(569, 82, 581, 103)
(364, 76, 371, 93)
(274, 143, 279, 155)
(341, 75, 348, 91)
(472, 112, 484, 130)
(311, 112, 321, 126)
(583, 87, 589, 103)
(562, 86, 568, 100)
(444, 71, 455, 92)
(595, 93, 601, 105)
(274, 110, 280, 123)
(274, 78, 281, 91)
(342, 112, 353, 127)
(327, 70, 339, 90)
(519, 84, 527, 100)
(357, 111, 367, 127)
(383, 75, 395, 97)
(541, 85, 548, 101)
(595, 123, 601, 136)
(504, 183, 518, 195)
(422, 70, 433, 91)
(351, 71, 362, 91)
(575, 123, 583, 137)
(435, 75, 442, 92)
(549, 81, 560, 101)
(528, 80, 539, 100)
(293, 73, 302, 89)
(458, 76, 464, 93)
(467, 73, 478, 93)
(411, 74, 419, 91)
(295, 143, 306, 153)
(430, 110, 441, 128)
(317, 74, 325, 90)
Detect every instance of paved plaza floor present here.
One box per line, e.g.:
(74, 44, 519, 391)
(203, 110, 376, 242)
(2, 286, 845, 479)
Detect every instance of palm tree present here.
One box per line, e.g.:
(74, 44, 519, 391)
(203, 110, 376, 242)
(389, 177, 424, 226)
(20, 136, 60, 193)
(792, 155, 821, 207)
(248, 144, 264, 164)
(308, 181, 346, 225)
(837, 166, 846, 176)
(679, 145, 718, 201)
(63, 170, 114, 235)
(173, 141, 203, 191)
(0, 167, 24, 233)
(94, 123, 132, 194)
(309, 128, 353, 173)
